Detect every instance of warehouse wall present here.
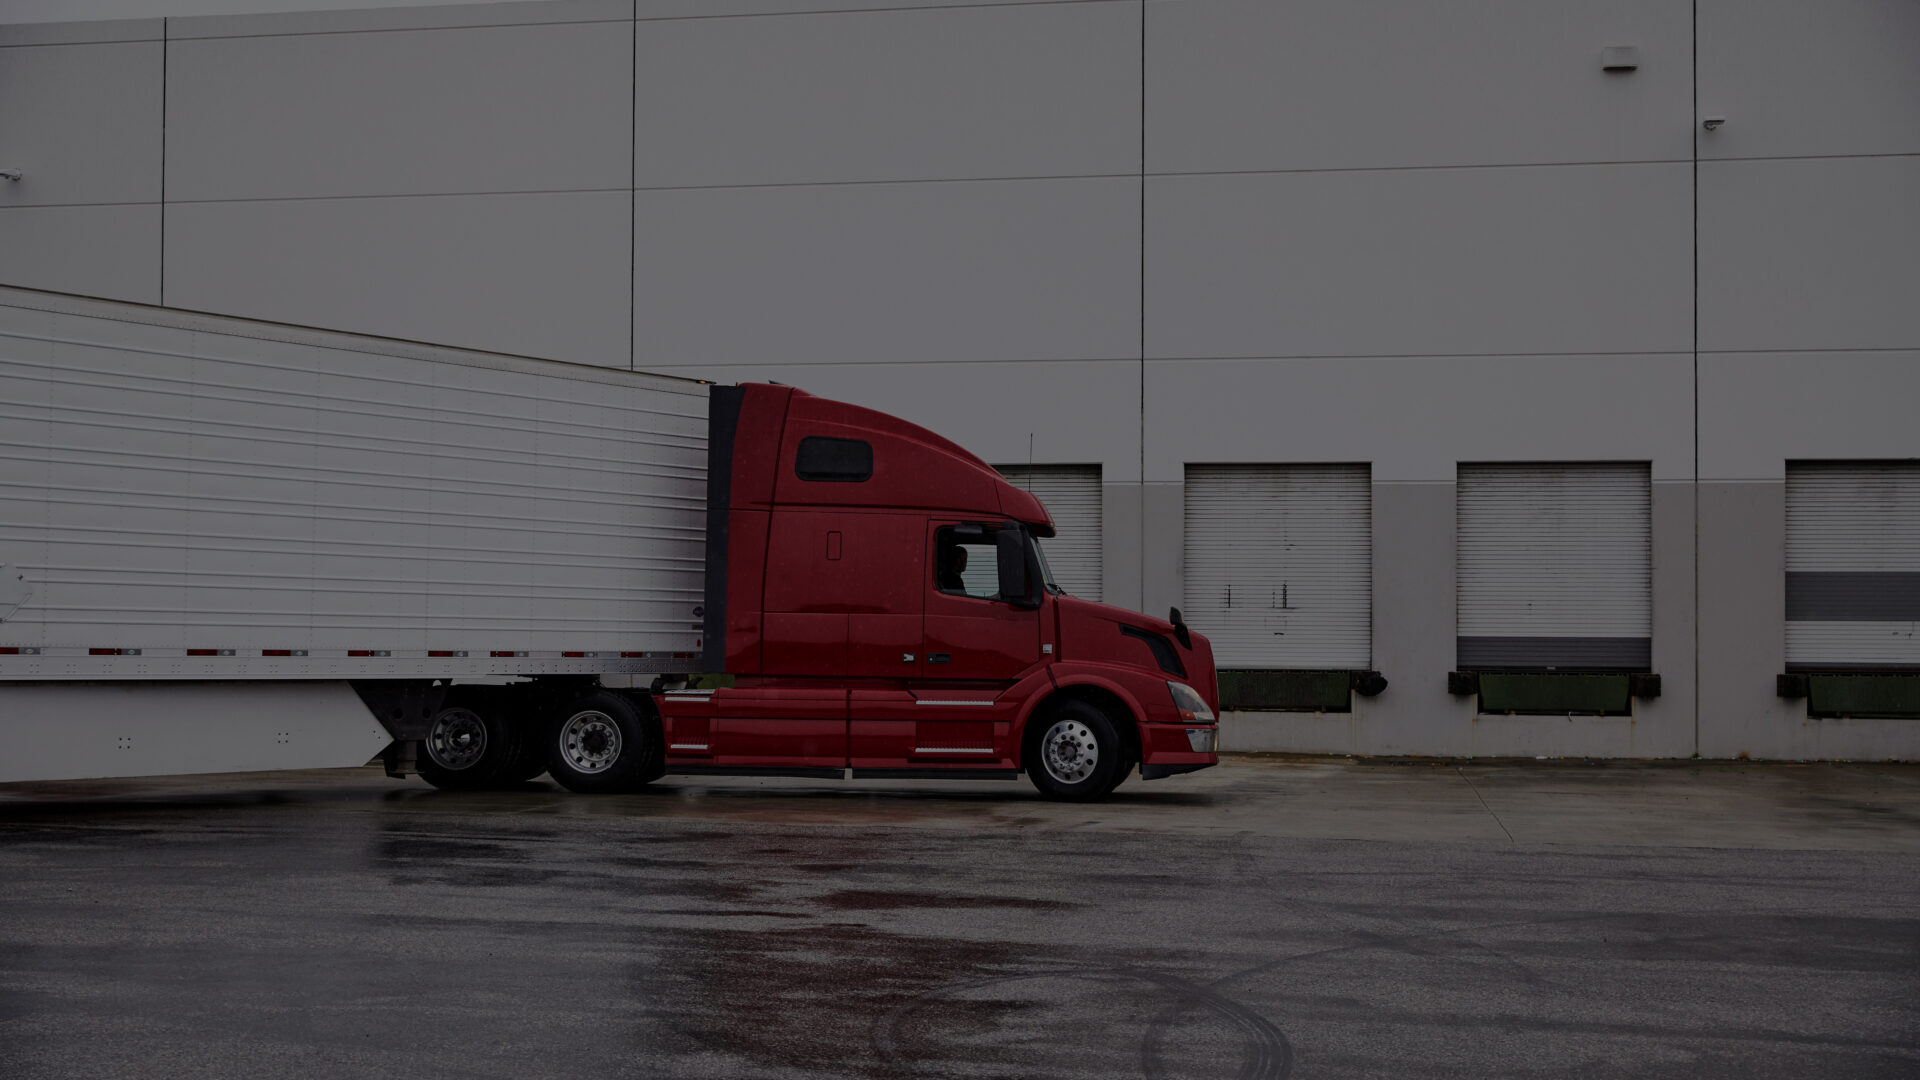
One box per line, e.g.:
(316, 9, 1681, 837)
(2, 0, 1917, 758)
(1694, 0, 1920, 760)
(628, 0, 1147, 625)
(0, 19, 163, 302)
(1143, 0, 1695, 757)
(163, 1, 634, 363)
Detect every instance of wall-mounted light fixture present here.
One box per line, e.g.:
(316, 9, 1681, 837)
(0, 169, 22, 182)
(1702, 116, 1727, 131)
(1600, 45, 1640, 73)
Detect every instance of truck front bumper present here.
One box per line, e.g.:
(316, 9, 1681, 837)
(1142, 761, 1213, 780)
(1138, 721, 1218, 779)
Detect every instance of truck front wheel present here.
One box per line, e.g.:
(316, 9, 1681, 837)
(546, 690, 658, 794)
(1024, 700, 1124, 802)
(417, 696, 526, 791)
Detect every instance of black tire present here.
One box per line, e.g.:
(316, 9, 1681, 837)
(1098, 729, 1140, 799)
(504, 732, 551, 784)
(417, 693, 526, 791)
(545, 689, 659, 794)
(1024, 699, 1124, 802)
(485, 690, 550, 784)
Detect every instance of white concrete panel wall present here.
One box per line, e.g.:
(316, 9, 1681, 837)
(0, 28, 163, 203)
(1147, 165, 1693, 361)
(1148, 0, 1693, 172)
(162, 1, 634, 364)
(635, 180, 1139, 368)
(632, 0, 1142, 509)
(166, 191, 632, 364)
(1698, 157, 1920, 355)
(166, 19, 632, 200)
(1145, 0, 1698, 757)
(1696, 0, 1920, 161)
(1694, 0, 1920, 761)
(1144, 355, 1694, 485)
(0, 19, 163, 302)
(1700, 352, 1920, 484)
(632, 3, 1138, 187)
(0, 206, 162, 307)
(1697, 0, 1920, 467)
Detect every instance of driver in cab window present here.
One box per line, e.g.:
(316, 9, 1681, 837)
(936, 531, 1001, 601)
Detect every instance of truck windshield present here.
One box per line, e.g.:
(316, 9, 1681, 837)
(1028, 528, 1064, 596)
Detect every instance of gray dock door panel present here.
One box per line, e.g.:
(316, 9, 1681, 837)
(1786, 461, 1920, 668)
(1184, 465, 1372, 669)
(1457, 463, 1651, 670)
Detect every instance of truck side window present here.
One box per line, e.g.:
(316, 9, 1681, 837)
(934, 527, 1004, 601)
(795, 436, 873, 482)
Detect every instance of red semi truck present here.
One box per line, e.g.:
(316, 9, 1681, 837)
(0, 288, 1218, 801)
(417, 383, 1221, 801)
(643, 382, 1220, 800)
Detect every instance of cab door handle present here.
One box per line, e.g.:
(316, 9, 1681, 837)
(928, 653, 951, 664)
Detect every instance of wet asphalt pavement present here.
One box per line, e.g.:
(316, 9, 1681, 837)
(1, 759, 1917, 1079)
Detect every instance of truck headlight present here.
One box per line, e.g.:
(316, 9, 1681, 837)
(1168, 681, 1215, 724)
(1186, 728, 1217, 753)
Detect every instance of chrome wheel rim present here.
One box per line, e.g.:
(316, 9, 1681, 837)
(1041, 718, 1099, 785)
(559, 710, 622, 774)
(425, 707, 487, 771)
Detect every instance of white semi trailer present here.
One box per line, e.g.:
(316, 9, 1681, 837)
(0, 286, 714, 786)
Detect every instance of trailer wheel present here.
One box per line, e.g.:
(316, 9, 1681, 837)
(1024, 699, 1123, 803)
(417, 697, 525, 791)
(546, 690, 658, 794)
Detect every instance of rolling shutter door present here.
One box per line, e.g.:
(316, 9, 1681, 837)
(997, 465, 1102, 602)
(1184, 465, 1371, 668)
(1456, 463, 1651, 670)
(1786, 462, 1920, 668)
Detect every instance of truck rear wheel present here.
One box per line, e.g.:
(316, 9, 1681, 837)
(545, 689, 658, 794)
(1024, 699, 1123, 802)
(417, 696, 526, 791)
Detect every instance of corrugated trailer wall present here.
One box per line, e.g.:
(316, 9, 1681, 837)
(0, 287, 711, 680)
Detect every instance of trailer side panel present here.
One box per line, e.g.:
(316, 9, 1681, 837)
(0, 287, 710, 680)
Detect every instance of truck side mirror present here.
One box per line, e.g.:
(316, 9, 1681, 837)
(1168, 607, 1192, 649)
(996, 530, 1034, 608)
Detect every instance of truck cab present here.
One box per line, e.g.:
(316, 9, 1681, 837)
(656, 384, 1220, 801)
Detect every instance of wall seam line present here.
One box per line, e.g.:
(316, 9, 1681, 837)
(1137, 0, 1146, 606)
(1692, 0, 1702, 758)
(159, 17, 168, 306)
(628, 0, 637, 372)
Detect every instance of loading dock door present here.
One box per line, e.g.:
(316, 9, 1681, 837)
(1184, 465, 1372, 668)
(996, 465, 1102, 602)
(1786, 462, 1920, 668)
(1456, 463, 1651, 670)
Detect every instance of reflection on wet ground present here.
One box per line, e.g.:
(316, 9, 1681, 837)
(1, 759, 1916, 1078)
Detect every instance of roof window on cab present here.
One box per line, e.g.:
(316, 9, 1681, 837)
(794, 436, 872, 482)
